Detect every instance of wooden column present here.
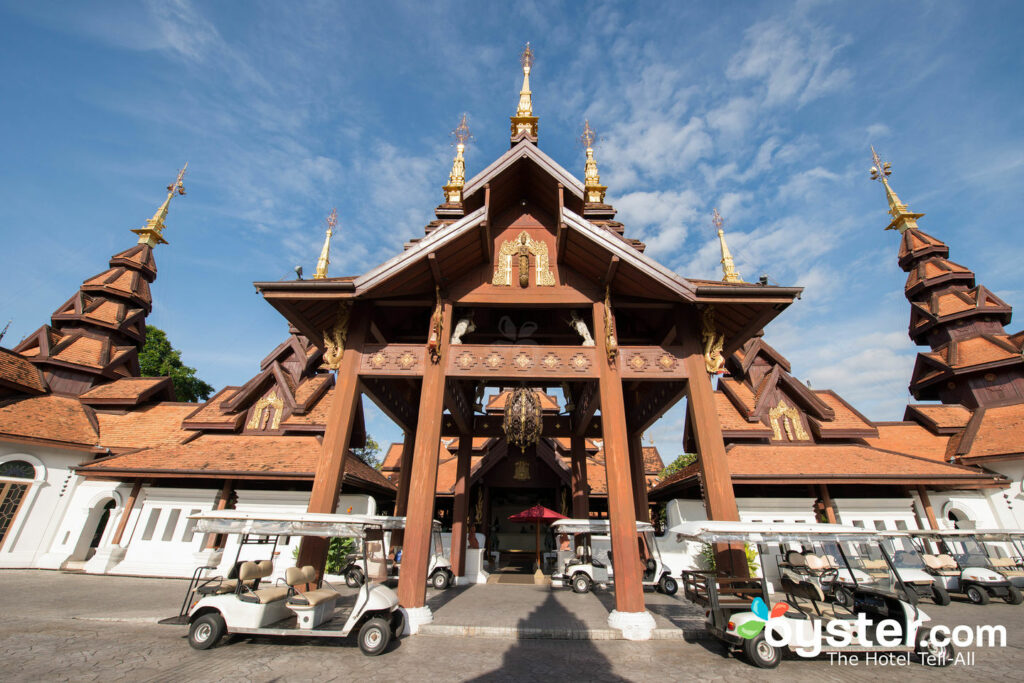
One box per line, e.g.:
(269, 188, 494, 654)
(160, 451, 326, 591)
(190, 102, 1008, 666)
(397, 301, 453, 609)
(677, 306, 745, 575)
(296, 304, 369, 573)
(817, 484, 837, 524)
(570, 434, 590, 519)
(917, 485, 939, 529)
(450, 433, 473, 577)
(204, 479, 234, 550)
(628, 433, 650, 523)
(110, 480, 142, 546)
(390, 430, 416, 547)
(593, 299, 645, 614)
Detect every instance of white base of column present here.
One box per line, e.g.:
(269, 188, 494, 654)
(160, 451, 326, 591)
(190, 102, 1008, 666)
(607, 610, 656, 641)
(401, 605, 433, 635)
(83, 546, 127, 574)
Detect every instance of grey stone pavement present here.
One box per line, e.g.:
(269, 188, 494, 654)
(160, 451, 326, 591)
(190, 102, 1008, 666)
(2, 569, 1023, 682)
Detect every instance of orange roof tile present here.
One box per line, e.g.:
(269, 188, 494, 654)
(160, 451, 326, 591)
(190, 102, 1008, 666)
(182, 386, 243, 427)
(281, 386, 332, 426)
(813, 391, 875, 432)
(53, 336, 106, 368)
(959, 404, 1024, 461)
(0, 394, 97, 447)
(0, 348, 46, 393)
(906, 404, 972, 431)
(865, 423, 952, 463)
(96, 403, 196, 449)
(79, 377, 168, 403)
(719, 377, 755, 411)
(293, 374, 331, 405)
(714, 392, 769, 433)
(641, 446, 663, 474)
(380, 443, 404, 470)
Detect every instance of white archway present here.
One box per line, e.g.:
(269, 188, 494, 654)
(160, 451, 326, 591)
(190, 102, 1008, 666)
(0, 453, 47, 554)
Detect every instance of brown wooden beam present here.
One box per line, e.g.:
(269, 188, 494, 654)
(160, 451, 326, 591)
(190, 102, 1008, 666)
(443, 380, 473, 436)
(450, 434, 473, 578)
(359, 377, 417, 431)
(481, 184, 492, 262)
(593, 299, 645, 614)
(441, 413, 599, 438)
(296, 304, 369, 574)
(204, 479, 234, 550)
(628, 433, 650, 523)
(570, 434, 590, 519)
(818, 483, 837, 524)
(110, 480, 142, 546)
(917, 485, 939, 529)
(573, 382, 600, 437)
(428, 252, 444, 289)
(397, 300, 453, 609)
(603, 255, 620, 288)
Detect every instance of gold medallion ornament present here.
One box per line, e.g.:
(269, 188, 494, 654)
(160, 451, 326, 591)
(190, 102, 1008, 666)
(132, 163, 187, 248)
(513, 459, 531, 481)
(492, 231, 555, 287)
(323, 302, 352, 370)
(369, 350, 387, 369)
(247, 390, 284, 430)
(701, 307, 725, 374)
(397, 351, 416, 370)
(503, 386, 542, 449)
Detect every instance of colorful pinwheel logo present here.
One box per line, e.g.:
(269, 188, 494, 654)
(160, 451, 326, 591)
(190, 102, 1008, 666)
(737, 597, 789, 639)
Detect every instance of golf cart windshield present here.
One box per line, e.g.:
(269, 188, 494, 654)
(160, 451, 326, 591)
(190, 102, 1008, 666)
(881, 535, 926, 569)
(191, 511, 405, 539)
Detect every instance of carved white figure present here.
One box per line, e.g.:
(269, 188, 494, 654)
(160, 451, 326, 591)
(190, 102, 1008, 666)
(451, 315, 476, 344)
(569, 311, 595, 346)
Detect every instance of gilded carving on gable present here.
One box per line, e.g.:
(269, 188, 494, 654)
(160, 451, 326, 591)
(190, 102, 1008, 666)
(323, 302, 351, 370)
(492, 231, 555, 287)
(769, 399, 809, 441)
(247, 390, 284, 431)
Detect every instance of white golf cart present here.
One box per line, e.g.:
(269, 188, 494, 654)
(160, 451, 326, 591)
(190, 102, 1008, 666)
(675, 521, 952, 669)
(161, 511, 404, 655)
(907, 529, 1024, 605)
(549, 519, 678, 596)
(340, 518, 454, 590)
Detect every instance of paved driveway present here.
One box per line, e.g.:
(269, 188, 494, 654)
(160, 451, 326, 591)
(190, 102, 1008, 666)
(1, 570, 1022, 681)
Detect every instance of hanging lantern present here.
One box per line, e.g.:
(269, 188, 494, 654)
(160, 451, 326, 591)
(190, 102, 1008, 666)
(503, 386, 542, 449)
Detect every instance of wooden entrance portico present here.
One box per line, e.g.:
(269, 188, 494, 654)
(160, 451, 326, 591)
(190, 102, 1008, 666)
(255, 80, 800, 632)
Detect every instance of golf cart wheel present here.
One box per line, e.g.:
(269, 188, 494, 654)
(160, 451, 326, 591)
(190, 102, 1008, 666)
(742, 633, 780, 669)
(659, 575, 678, 596)
(1005, 585, 1023, 605)
(346, 567, 365, 588)
(188, 612, 226, 650)
(916, 629, 954, 667)
(571, 573, 592, 594)
(932, 584, 951, 606)
(430, 570, 450, 590)
(834, 586, 854, 608)
(966, 584, 990, 605)
(358, 616, 391, 656)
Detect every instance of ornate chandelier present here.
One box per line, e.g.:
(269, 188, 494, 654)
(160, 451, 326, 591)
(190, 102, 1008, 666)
(503, 386, 542, 450)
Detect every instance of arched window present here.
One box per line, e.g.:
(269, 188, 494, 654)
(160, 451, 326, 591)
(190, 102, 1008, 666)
(0, 460, 35, 480)
(0, 461, 36, 550)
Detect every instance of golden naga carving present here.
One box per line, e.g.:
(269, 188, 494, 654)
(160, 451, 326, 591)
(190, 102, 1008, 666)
(426, 286, 444, 364)
(492, 231, 555, 287)
(701, 307, 726, 374)
(247, 390, 284, 430)
(322, 302, 352, 370)
(769, 399, 810, 441)
(604, 286, 618, 363)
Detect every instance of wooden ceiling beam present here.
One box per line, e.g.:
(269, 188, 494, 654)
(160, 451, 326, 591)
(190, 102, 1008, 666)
(603, 255, 620, 288)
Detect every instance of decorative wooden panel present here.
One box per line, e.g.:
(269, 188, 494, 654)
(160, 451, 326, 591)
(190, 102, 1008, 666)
(359, 344, 425, 377)
(618, 346, 689, 379)
(445, 345, 598, 379)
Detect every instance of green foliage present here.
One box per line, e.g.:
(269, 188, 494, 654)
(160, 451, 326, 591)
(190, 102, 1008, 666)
(351, 434, 383, 470)
(659, 452, 697, 479)
(139, 325, 214, 402)
(291, 536, 356, 575)
(699, 542, 760, 576)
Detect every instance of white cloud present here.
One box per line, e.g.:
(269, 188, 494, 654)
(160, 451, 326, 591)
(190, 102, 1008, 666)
(614, 189, 702, 260)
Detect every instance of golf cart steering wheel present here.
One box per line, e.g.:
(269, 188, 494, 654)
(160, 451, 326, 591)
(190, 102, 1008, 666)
(646, 558, 656, 572)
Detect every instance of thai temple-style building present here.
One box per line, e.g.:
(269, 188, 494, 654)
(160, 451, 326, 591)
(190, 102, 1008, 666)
(1, 46, 1022, 639)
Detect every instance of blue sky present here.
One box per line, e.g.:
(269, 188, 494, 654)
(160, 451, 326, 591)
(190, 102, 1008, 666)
(1, 1, 1023, 460)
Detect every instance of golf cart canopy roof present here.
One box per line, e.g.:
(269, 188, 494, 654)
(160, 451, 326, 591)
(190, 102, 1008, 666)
(190, 511, 440, 538)
(669, 520, 873, 543)
(904, 529, 1024, 542)
(549, 519, 655, 535)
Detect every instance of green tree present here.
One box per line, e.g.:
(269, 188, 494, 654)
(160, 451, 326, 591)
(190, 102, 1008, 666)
(139, 325, 214, 402)
(351, 434, 383, 470)
(659, 452, 697, 480)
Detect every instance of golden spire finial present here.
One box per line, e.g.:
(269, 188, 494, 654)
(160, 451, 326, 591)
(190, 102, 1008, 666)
(712, 208, 743, 283)
(443, 114, 472, 204)
(313, 209, 337, 280)
(580, 120, 607, 204)
(870, 146, 924, 233)
(132, 163, 187, 247)
(510, 42, 539, 144)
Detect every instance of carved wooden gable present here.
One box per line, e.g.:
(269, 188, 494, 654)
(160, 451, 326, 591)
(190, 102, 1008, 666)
(490, 206, 559, 289)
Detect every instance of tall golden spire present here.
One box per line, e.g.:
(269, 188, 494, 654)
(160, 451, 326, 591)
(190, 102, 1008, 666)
(712, 208, 743, 283)
(870, 146, 924, 233)
(132, 163, 187, 247)
(313, 208, 337, 280)
(580, 120, 608, 204)
(510, 43, 539, 144)
(443, 114, 472, 204)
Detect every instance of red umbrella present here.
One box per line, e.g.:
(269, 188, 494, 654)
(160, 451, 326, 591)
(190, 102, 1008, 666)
(509, 505, 567, 568)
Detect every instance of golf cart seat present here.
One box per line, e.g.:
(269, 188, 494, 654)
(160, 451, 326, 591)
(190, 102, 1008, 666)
(209, 578, 256, 595)
(924, 554, 959, 574)
(286, 566, 339, 607)
(780, 570, 827, 615)
(238, 560, 290, 604)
